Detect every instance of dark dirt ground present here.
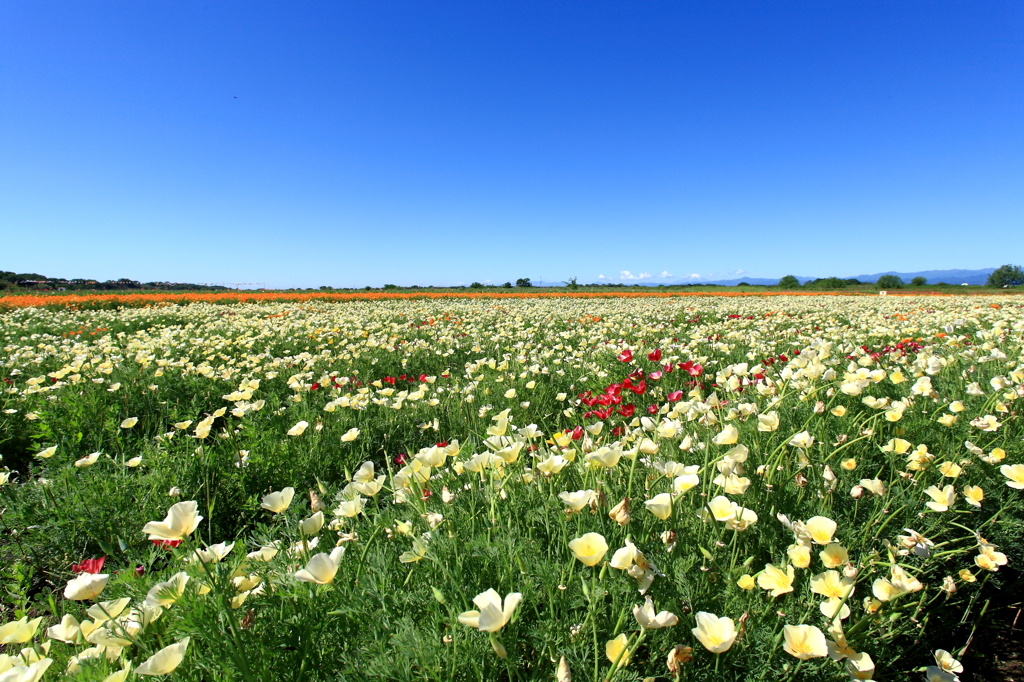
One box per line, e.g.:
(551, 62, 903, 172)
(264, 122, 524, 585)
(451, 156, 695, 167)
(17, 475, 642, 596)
(964, 578, 1024, 681)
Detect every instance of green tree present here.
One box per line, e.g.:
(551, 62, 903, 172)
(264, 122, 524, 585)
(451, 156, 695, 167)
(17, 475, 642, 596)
(562, 276, 579, 290)
(469, 282, 484, 289)
(804, 277, 850, 290)
(502, 282, 512, 288)
(515, 278, 532, 288)
(777, 275, 800, 289)
(987, 264, 1024, 288)
(876, 274, 904, 289)
(911, 276, 927, 286)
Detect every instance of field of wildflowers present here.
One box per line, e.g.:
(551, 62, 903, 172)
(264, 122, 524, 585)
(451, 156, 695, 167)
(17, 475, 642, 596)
(0, 295, 1021, 681)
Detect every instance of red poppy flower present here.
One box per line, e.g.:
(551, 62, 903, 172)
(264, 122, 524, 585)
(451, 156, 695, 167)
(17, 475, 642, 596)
(611, 426, 625, 437)
(647, 349, 662, 362)
(72, 556, 106, 574)
(134, 565, 146, 577)
(570, 426, 584, 441)
(648, 371, 662, 381)
(646, 404, 659, 414)
(678, 361, 703, 377)
(436, 441, 448, 448)
(394, 453, 407, 465)
(627, 379, 646, 396)
(383, 376, 396, 385)
(667, 390, 683, 402)
(618, 404, 635, 417)
(310, 382, 320, 391)
(593, 407, 613, 420)
(617, 349, 633, 363)
(662, 363, 674, 374)
(152, 539, 181, 549)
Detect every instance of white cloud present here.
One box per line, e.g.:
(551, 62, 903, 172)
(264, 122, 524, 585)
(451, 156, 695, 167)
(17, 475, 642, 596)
(659, 271, 673, 278)
(734, 269, 746, 276)
(619, 270, 653, 281)
(597, 274, 606, 279)
(688, 273, 702, 280)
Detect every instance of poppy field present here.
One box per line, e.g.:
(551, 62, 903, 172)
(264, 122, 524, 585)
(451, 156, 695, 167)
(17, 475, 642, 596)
(1, 295, 1022, 681)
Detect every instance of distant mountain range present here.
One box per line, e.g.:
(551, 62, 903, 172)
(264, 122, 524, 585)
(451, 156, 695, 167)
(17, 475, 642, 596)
(692, 268, 997, 287)
(533, 268, 997, 288)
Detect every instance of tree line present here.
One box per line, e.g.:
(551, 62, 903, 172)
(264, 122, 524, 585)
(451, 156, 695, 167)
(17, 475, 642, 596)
(0, 271, 230, 292)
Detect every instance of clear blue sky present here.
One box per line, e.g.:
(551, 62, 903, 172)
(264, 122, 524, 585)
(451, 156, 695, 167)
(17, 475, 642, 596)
(2, 1, 1022, 288)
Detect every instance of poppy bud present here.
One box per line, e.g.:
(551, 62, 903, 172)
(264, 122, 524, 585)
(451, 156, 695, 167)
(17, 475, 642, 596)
(557, 657, 571, 682)
(609, 498, 630, 526)
(666, 645, 693, 673)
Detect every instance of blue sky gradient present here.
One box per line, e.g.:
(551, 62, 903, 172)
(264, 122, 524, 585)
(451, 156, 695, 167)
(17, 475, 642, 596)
(2, 1, 1022, 287)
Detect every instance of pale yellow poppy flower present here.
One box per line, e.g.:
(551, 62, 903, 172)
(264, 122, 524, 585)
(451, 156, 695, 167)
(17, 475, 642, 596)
(758, 563, 795, 597)
(692, 611, 737, 653)
(260, 487, 295, 513)
(783, 624, 828, 659)
(568, 533, 608, 567)
(135, 637, 190, 676)
(295, 546, 345, 584)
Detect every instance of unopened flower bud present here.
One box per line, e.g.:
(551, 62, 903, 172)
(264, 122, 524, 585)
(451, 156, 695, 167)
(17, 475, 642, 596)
(557, 656, 572, 682)
(666, 645, 693, 673)
(942, 576, 957, 595)
(661, 529, 676, 547)
(609, 498, 631, 526)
